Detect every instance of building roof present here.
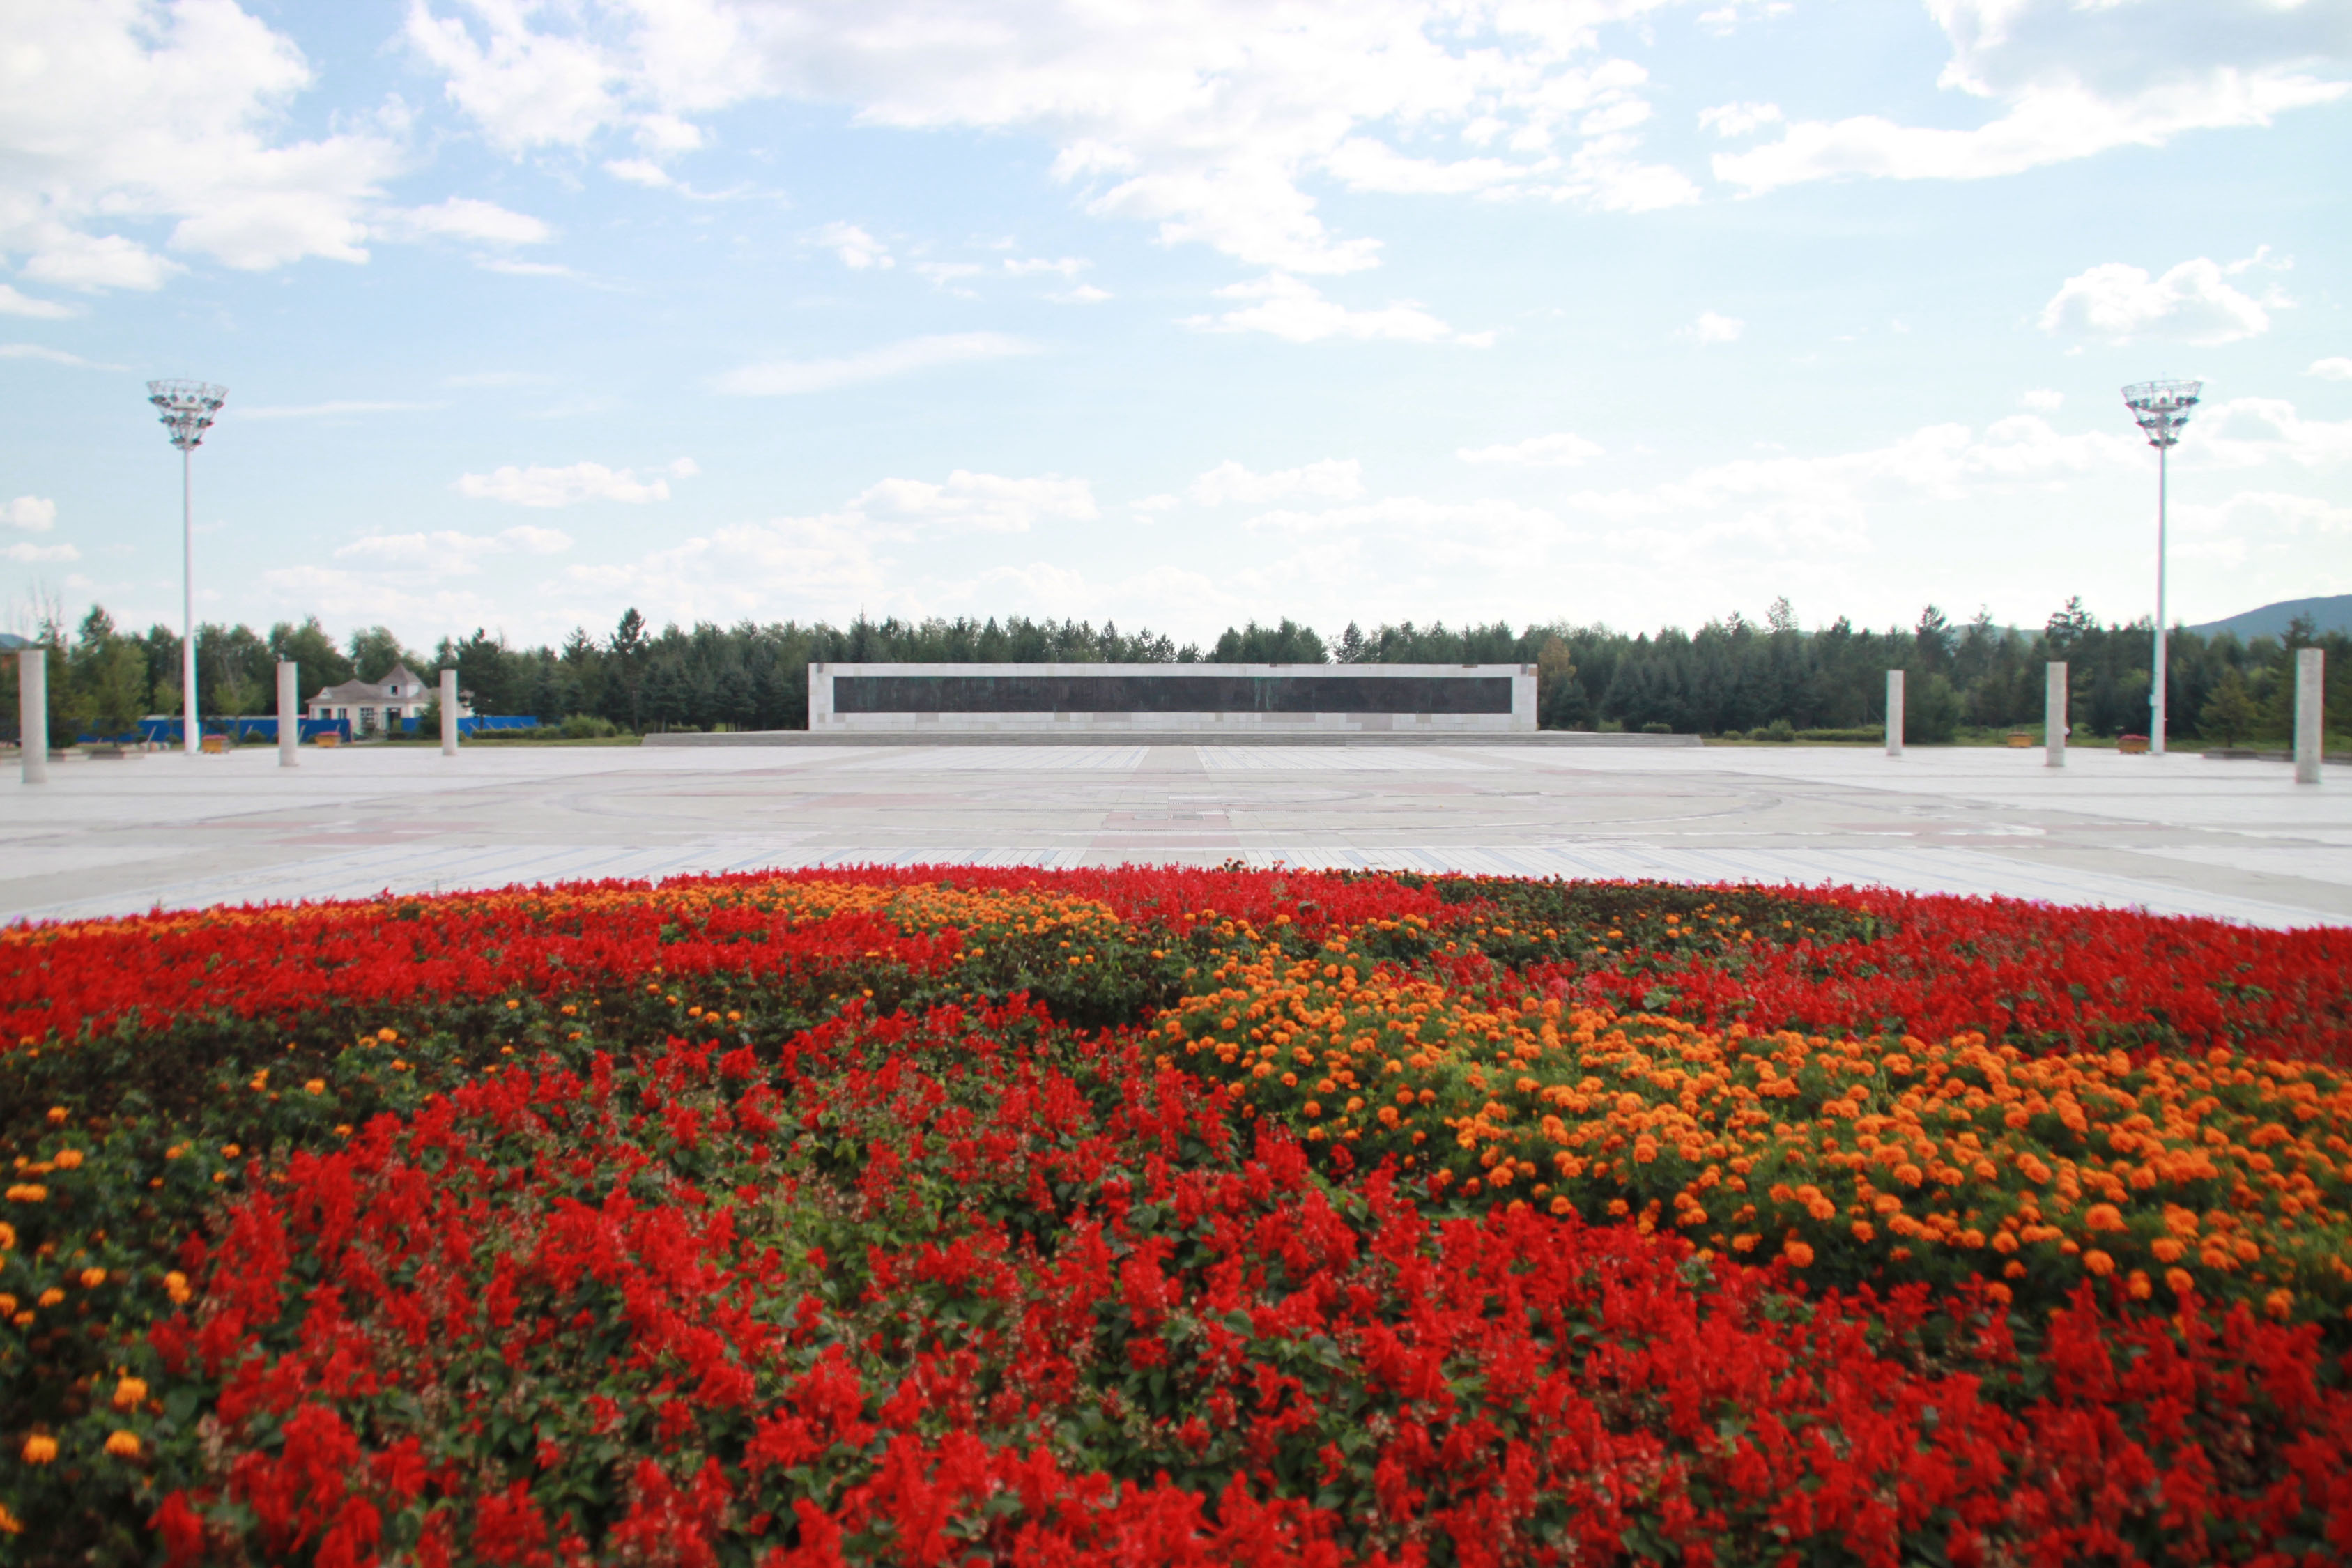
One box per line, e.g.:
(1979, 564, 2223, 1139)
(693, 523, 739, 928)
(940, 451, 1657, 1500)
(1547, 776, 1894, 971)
(312, 663, 432, 705)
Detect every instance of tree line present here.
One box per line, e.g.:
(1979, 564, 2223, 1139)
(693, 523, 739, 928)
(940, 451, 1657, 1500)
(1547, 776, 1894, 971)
(3, 595, 2344, 746)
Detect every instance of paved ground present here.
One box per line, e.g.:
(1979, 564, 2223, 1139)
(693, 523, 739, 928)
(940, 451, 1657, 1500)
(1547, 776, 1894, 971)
(1, 741, 2344, 928)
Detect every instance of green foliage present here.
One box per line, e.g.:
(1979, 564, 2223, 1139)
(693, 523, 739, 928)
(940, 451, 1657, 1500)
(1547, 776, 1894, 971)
(1908, 670, 1962, 744)
(2200, 666, 2259, 747)
(1210, 617, 1326, 663)
(267, 616, 353, 698)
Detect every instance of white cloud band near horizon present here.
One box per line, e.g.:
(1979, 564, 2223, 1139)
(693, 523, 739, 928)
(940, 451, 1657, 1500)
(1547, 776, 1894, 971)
(456, 458, 700, 507)
(714, 333, 1037, 396)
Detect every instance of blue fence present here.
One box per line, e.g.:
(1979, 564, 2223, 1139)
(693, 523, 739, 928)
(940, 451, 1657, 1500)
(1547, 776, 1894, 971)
(105, 716, 539, 745)
(393, 714, 540, 736)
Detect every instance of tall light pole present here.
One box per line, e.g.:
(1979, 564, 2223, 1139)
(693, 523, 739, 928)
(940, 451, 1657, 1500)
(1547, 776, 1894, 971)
(2121, 379, 2199, 758)
(147, 380, 227, 757)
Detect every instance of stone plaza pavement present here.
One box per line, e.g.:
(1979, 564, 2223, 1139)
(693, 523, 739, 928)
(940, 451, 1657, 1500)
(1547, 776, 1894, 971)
(1, 741, 2345, 928)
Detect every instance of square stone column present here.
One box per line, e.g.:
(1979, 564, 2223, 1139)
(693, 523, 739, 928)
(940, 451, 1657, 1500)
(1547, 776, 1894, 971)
(2045, 661, 2067, 768)
(1885, 669, 1904, 758)
(2296, 647, 2325, 785)
(277, 660, 300, 768)
(17, 647, 46, 785)
(441, 668, 460, 756)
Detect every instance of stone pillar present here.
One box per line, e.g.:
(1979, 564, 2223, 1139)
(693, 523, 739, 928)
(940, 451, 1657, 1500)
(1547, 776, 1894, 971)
(17, 647, 47, 785)
(1885, 668, 1904, 758)
(2045, 661, 2067, 769)
(2296, 647, 2325, 785)
(277, 660, 300, 768)
(440, 668, 459, 756)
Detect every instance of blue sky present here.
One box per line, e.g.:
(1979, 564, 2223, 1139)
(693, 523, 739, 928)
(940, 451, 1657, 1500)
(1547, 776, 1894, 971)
(3, 0, 2349, 651)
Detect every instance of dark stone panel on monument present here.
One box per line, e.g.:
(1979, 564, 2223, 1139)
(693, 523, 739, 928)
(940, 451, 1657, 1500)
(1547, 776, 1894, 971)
(833, 674, 1514, 715)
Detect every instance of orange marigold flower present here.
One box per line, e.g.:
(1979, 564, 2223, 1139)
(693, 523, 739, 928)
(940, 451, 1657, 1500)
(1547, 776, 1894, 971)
(104, 1431, 141, 1459)
(22, 1436, 57, 1464)
(2265, 1289, 2294, 1321)
(112, 1378, 148, 1410)
(2151, 1238, 2185, 1263)
(52, 1150, 82, 1170)
(1893, 1163, 1923, 1187)
(1783, 1240, 1815, 1268)
(2082, 1249, 2115, 1277)
(79, 1268, 105, 1289)
(2166, 1268, 2197, 1298)
(1850, 1221, 1875, 1243)
(2084, 1203, 2126, 1233)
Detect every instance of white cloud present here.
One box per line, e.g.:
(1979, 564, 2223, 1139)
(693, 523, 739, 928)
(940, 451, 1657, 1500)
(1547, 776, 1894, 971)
(1240, 495, 1576, 575)
(551, 467, 1101, 624)
(1698, 101, 1782, 137)
(1677, 310, 1744, 344)
(1716, 1, 2348, 194)
(474, 257, 590, 280)
(455, 457, 698, 507)
(4, 540, 77, 563)
(2040, 254, 2279, 346)
(402, 0, 1698, 274)
(0, 285, 75, 318)
(1185, 272, 1490, 345)
(2187, 397, 2352, 472)
(1129, 493, 1180, 514)
(237, 401, 445, 421)
(335, 525, 577, 575)
(1004, 256, 1088, 277)
(604, 157, 675, 187)
(0, 0, 405, 281)
(1056, 284, 1112, 303)
(1545, 413, 2146, 564)
(854, 470, 1098, 533)
(0, 343, 117, 369)
(2020, 388, 2065, 412)
(813, 222, 891, 270)
(3, 495, 58, 532)
(381, 197, 553, 247)
(914, 261, 983, 292)
(1188, 459, 1365, 507)
(444, 370, 551, 388)
(714, 332, 1036, 395)
(2309, 358, 2352, 382)
(1456, 432, 1605, 467)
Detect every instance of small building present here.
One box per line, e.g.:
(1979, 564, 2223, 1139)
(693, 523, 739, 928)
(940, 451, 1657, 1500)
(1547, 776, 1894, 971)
(308, 665, 466, 736)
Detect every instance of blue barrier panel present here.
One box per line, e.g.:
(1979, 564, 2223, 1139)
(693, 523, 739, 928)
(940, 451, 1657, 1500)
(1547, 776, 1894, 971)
(131, 718, 353, 746)
(394, 715, 541, 737)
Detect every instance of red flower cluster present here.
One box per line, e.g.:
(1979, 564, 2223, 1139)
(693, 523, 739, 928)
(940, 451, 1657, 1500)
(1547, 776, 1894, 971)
(3, 867, 2349, 1565)
(1511, 883, 2352, 1061)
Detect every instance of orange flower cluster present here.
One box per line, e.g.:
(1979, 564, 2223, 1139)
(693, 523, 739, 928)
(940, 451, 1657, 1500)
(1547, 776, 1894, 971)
(0, 876, 1119, 952)
(1158, 928, 1493, 1176)
(1167, 930, 2352, 1323)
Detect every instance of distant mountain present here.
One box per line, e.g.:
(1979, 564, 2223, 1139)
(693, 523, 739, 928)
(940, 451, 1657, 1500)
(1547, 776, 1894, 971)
(0, 632, 30, 652)
(2188, 594, 2352, 640)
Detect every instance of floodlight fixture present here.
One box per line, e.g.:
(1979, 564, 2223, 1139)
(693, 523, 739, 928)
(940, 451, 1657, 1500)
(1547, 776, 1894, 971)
(2121, 378, 2199, 758)
(148, 379, 227, 757)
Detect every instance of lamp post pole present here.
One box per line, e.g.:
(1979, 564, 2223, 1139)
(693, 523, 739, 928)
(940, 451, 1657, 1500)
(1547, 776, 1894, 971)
(2121, 381, 2199, 758)
(147, 380, 227, 757)
(181, 445, 194, 754)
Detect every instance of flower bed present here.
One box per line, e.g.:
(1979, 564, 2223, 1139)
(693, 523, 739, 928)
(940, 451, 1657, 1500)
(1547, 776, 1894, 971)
(4, 869, 2351, 1565)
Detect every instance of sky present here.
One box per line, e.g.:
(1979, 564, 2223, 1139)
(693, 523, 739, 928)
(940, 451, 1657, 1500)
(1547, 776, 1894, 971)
(3, 0, 2350, 654)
